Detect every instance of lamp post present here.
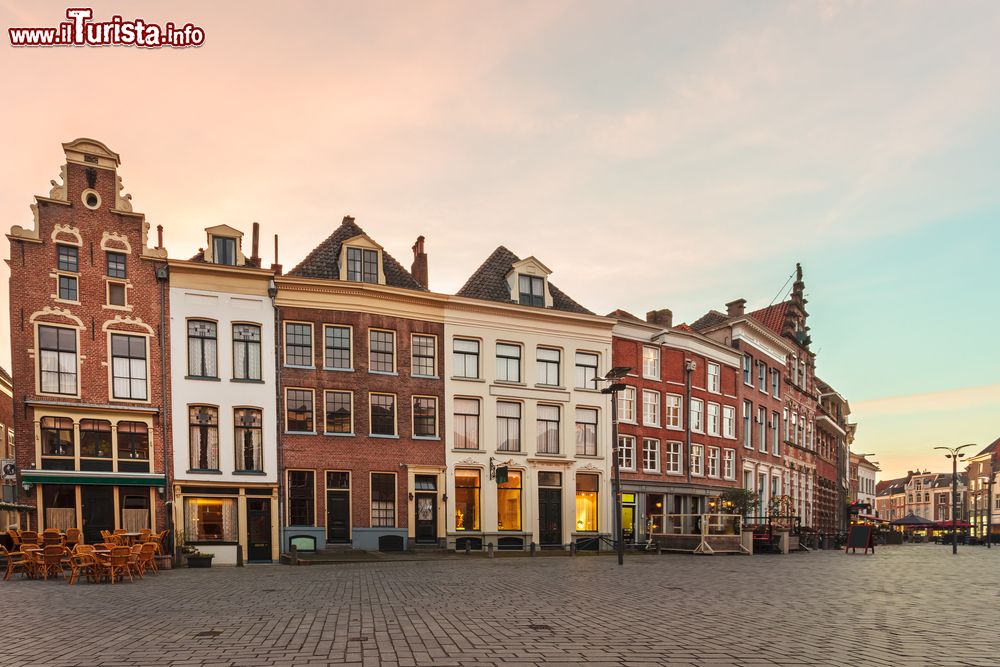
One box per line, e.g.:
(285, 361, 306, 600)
(599, 366, 631, 566)
(934, 444, 975, 555)
(980, 474, 995, 549)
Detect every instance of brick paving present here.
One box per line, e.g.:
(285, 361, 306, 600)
(5, 544, 999, 666)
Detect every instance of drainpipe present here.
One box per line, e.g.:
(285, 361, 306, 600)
(684, 359, 695, 520)
(269, 278, 282, 553)
(156, 264, 173, 554)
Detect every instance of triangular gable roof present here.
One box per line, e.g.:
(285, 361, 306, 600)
(748, 302, 789, 337)
(288, 216, 425, 290)
(456, 246, 592, 315)
(974, 436, 1000, 458)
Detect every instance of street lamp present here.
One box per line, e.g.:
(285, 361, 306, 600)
(599, 366, 631, 566)
(979, 474, 995, 549)
(934, 444, 975, 555)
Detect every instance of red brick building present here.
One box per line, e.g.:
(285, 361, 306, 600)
(1, 367, 16, 528)
(610, 309, 742, 541)
(7, 139, 170, 543)
(275, 218, 446, 551)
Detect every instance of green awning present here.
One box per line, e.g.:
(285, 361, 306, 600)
(21, 471, 166, 488)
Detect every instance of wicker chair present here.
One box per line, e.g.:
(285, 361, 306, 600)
(6, 529, 21, 548)
(74, 544, 96, 555)
(127, 544, 144, 579)
(1, 545, 31, 581)
(65, 528, 82, 547)
(67, 553, 97, 585)
(20, 530, 39, 546)
(102, 546, 132, 584)
(137, 542, 158, 576)
(38, 545, 66, 580)
(42, 532, 64, 547)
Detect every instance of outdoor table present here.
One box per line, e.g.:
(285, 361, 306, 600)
(120, 533, 143, 546)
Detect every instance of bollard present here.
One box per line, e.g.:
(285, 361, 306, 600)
(656, 544, 662, 556)
(487, 543, 494, 558)
(290, 544, 299, 566)
(465, 541, 471, 556)
(236, 545, 244, 568)
(530, 542, 536, 557)
(570, 542, 576, 557)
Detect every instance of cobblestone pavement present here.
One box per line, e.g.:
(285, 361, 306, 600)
(6, 544, 999, 666)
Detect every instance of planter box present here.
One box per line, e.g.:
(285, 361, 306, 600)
(186, 555, 213, 568)
(156, 555, 173, 571)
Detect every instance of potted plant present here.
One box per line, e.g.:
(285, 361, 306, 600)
(185, 548, 214, 568)
(720, 488, 760, 532)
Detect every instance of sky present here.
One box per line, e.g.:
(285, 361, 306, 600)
(1, 1, 998, 479)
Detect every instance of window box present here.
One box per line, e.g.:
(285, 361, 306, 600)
(185, 553, 214, 568)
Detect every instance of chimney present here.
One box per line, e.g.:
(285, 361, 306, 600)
(270, 234, 283, 275)
(646, 308, 672, 328)
(156, 224, 164, 249)
(250, 222, 260, 266)
(411, 235, 428, 288)
(726, 299, 746, 317)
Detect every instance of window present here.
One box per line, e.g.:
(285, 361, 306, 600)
(288, 471, 315, 525)
(80, 419, 112, 458)
(791, 412, 798, 445)
(643, 346, 660, 379)
(724, 450, 736, 480)
(370, 393, 396, 436)
(212, 236, 237, 265)
(454, 398, 480, 449)
(690, 398, 704, 433)
(284, 323, 313, 367)
(324, 391, 352, 434)
(285, 389, 314, 432)
(619, 386, 636, 423)
(188, 320, 218, 377)
(497, 470, 522, 531)
(412, 335, 436, 377)
(707, 447, 720, 478)
(771, 369, 780, 398)
(707, 362, 720, 393)
(707, 402, 720, 436)
(38, 325, 77, 395)
(758, 407, 767, 453)
(185, 498, 237, 542)
(234, 408, 263, 471)
(58, 275, 78, 301)
(518, 274, 544, 307)
(723, 406, 735, 439)
(413, 397, 437, 437)
(771, 412, 780, 455)
(575, 352, 599, 389)
(369, 330, 395, 373)
(641, 390, 660, 427)
(642, 439, 659, 473)
(453, 339, 479, 378)
(118, 422, 149, 461)
(497, 401, 521, 452)
(111, 334, 147, 400)
(618, 435, 635, 470)
(666, 442, 683, 474)
(496, 343, 521, 382)
(575, 474, 599, 532)
(107, 282, 126, 307)
(189, 406, 219, 470)
(536, 348, 560, 385)
(758, 361, 767, 392)
(783, 407, 789, 441)
(691, 444, 704, 476)
(743, 400, 753, 448)
(57, 244, 79, 272)
(742, 353, 752, 385)
(41, 417, 74, 457)
(322, 325, 352, 370)
(455, 469, 481, 531)
(665, 394, 682, 429)
(575, 407, 597, 456)
(232, 324, 262, 380)
(106, 252, 126, 278)
(536, 405, 560, 454)
(371, 473, 396, 527)
(347, 247, 378, 283)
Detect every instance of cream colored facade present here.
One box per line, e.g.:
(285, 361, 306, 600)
(443, 296, 614, 550)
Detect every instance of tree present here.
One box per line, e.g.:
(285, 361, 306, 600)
(720, 488, 759, 518)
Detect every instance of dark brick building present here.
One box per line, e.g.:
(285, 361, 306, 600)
(7, 139, 170, 542)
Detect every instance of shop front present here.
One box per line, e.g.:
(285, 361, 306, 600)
(174, 482, 279, 564)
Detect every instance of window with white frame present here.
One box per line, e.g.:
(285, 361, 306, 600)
(324, 325, 352, 370)
(536, 348, 560, 385)
(791, 412, 798, 445)
(619, 386, 636, 423)
(707, 362, 720, 393)
(454, 398, 480, 449)
(233, 324, 262, 380)
(771, 412, 780, 454)
(690, 444, 704, 476)
(707, 447, 720, 478)
(618, 435, 635, 471)
(783, 407, 789, 441)
(347, 247, 379, 284)
(575, 352, 598, 389)
(370, 393, 397, 436)
(665, 394, 682, 429)
(722, 405, 735, 439)
(723, 449, 735, 480)
(536, 405, 560, 454)
(771, 368, 780, 398)
(642, 438, 659, 472)
(111, 334, 147, 400)
(413, 396, 437, 437)
(666, 442, 683, 474)
(453, 339, 479, 379)
(497, 401, 521, 452)
(574, 407, 597, 456)
(369, 330, 395, 373)
(689, 398, 704, 433)
(642, 346, 660, 379)
(188, 320, 218, 377)
(758, 361, 767, 393)
(757, 407, 767, 453)
(284, 322, 313, 367)
(742, 353, 752, 385)
(642, 390, 660, 427)
(707, 402, 720, 436)
(412, 335, 436, 377)
(496, 343, 521, 383)
(38, 325, 78, 395)
(743, 400, 752, 448)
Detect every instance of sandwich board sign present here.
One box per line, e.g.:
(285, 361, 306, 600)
(845, 524, 875, 554)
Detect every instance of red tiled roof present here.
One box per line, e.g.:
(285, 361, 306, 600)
(674, 323, 694, 332)
(748, 302, 789, 336)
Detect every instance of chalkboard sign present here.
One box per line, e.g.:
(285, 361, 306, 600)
(845, 525, 874, 554)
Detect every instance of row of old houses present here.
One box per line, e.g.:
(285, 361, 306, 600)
(4, 138, 859, 563)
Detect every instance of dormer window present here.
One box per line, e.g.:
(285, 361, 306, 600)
(213, 236, 237, 265)
(518, 274, 544, 307)
(347, 247, 378, 283)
